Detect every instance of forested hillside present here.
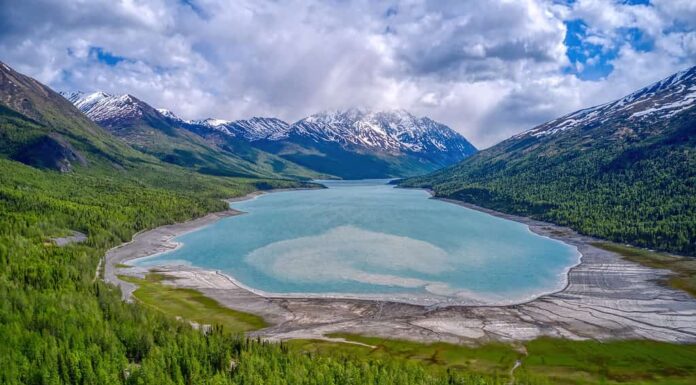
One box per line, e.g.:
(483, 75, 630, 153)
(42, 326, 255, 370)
(401, 67, 696, 256)
(1, 159, 511, 385)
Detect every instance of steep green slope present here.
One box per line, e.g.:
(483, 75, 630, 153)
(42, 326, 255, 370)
(401, 68, 696, 256)
(119, 115, 325, 180)
(0, 64, 149, 171)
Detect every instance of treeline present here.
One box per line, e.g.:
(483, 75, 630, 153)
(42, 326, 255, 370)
(0, 158, 536, 385)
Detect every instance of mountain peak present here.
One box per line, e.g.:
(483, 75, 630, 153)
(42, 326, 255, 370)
(156, 108, 180, 120)
(292, 108, 475, 158)
(65, 90, 148, 126)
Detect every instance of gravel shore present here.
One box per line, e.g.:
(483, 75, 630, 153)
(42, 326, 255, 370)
(105, 190, 696, 344)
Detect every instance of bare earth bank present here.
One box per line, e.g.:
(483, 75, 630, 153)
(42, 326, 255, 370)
(105, 190, 696, 344)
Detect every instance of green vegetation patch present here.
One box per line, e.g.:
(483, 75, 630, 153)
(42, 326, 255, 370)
(288, 334, 521, 382)
(521, 338, 696, 385)
(593, 242, 696, 297)
(290, 334, 696, 385)
(120, 273, 268, 333)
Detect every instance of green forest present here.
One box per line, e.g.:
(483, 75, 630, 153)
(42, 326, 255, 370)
(0, 158, 527, 385)
(4, 157, 695, 385)
(400, 111, 696, 256)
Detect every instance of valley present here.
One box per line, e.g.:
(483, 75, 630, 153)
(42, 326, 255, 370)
(2, 57, 696, 385)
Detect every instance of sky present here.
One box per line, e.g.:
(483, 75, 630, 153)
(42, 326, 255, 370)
(0, 0, 695, 148)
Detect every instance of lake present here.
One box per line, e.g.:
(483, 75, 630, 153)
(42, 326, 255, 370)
(135, 180, 580, 305)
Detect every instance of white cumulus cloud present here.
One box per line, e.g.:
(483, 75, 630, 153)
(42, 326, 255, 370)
(0, 0, 694, 147)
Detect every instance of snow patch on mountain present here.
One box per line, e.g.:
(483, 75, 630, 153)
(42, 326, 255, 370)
(289, 108, 475, 156)
(203, 118, 231, 127)
(228, 117, 290, 141)
(156, 108, 179, 120)
(64, 91, 475, 159)
(61, 91, 144, 124)
(517, 65, 696, 139)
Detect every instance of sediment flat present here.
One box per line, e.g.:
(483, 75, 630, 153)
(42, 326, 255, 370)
(105, 190, 696, 344)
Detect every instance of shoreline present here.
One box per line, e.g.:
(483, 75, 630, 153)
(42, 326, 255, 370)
(433, 197, 584, 307)
(106, 186, 696, 344)
(120, 186, 580, 308)
(104, 188, 306, 299)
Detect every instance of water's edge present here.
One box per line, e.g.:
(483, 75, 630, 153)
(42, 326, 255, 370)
(122, 186, 583, 308)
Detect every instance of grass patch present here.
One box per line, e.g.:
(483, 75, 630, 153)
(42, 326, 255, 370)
(117, 267, 696, 385)
(593, 242, 696, 297)
(119, 273, 268, 333)
(115, 263, 131, 268)
(288, 333, 520, 378)
(289, 334, 696, 385)
(521, 338, 696, 385)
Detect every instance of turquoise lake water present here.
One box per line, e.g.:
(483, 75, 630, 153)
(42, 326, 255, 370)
(136, 180, 580, 305)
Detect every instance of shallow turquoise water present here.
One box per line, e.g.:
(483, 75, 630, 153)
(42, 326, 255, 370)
(136, 180, 579, 305)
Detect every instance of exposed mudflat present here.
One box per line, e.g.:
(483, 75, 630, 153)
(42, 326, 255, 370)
(105, 192, 696, 344)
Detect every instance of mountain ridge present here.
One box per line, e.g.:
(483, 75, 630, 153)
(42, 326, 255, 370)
(64, 91, 477, 179)
(59, 90, 325, 179)
(515, 66, 696, 140)
(400, 65, 696, 255)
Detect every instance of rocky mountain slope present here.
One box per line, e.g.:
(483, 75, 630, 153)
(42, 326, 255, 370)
(518, 66, 696, 138)
(289, 108, 475, 160)
(401, 66, 696, 255)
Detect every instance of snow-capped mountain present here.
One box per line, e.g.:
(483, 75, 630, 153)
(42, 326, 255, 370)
(229, 117, 290, 141)
(200, 117, 290, 141)
(62, 91, 142, 124)
(518, 65, 696, 139)
(59, 91, 161, 131)
(64, 91, 477, 178)
(65, 92, 474, 159)
(287, 108, 476, 159)
(192, 108, 475, 159)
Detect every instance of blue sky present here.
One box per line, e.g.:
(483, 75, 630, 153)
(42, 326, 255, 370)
(0, 0, 694, 147)
(563, 0, 655, 80)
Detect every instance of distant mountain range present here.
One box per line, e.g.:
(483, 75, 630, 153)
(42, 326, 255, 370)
(63, 91, 476, 179)
(400, 66, 696, 256)
(60, 91, 323, 179)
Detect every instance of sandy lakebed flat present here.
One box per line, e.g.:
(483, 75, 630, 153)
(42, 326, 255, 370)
(105, 189, 696, 344)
